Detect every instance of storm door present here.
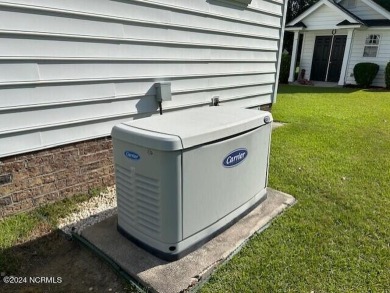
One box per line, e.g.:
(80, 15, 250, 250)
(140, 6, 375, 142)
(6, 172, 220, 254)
(310, 35, 347, 82)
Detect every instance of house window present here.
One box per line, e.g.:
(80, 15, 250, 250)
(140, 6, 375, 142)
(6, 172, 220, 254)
(363, 34, 380, 57)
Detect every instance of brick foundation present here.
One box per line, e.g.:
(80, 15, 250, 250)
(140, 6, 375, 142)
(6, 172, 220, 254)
(0, 137, 115, 218)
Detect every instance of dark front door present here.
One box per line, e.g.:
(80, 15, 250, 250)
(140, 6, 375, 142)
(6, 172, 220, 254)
(327, 36, 347, 82)
(310, 35, 347, 82)
(310, 36, 332, 81)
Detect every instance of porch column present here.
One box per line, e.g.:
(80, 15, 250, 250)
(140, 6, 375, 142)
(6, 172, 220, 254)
(338, 29, 354, 86)
(288, 31, 300, 83)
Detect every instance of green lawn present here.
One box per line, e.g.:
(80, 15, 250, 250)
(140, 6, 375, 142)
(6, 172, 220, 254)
(201, 85, 390, 292)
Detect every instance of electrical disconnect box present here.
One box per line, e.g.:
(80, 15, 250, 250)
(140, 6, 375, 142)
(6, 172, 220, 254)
(111, 107, 272, 260)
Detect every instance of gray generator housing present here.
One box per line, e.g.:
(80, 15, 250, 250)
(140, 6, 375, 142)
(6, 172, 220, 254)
(111, 107, 272, 260)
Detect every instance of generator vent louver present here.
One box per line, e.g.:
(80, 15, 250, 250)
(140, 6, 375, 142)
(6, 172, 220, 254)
(116, 165, 161, 237)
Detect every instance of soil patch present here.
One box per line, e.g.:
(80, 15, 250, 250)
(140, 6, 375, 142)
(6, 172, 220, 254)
(0, 230, 136, 293)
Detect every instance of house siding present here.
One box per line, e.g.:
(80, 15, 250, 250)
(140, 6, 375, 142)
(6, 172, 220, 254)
(0, 0, 287, 217)
(345, 29, 390, 87)
(0, 0, 286, 158)
(299, 31, 316, 80)
(301, 4, 345, 30)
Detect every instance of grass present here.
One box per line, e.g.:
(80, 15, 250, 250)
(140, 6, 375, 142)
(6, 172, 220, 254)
(0, 188, 103, 273)
(201, 85, 390, 292)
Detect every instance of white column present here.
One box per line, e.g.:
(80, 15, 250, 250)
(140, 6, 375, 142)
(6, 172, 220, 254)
(338, 29, 354, 86)
(288, 31, 300, 83)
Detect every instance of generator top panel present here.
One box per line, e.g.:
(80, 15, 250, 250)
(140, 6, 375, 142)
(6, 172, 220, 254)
(112, 107, 270, 151)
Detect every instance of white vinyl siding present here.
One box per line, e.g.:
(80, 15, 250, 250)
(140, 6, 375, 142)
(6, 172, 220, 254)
(300, 4, 345, 30)
(345, 29, 390, 87)
(0, 0, 287, 157)
(298, 31, 316, 80)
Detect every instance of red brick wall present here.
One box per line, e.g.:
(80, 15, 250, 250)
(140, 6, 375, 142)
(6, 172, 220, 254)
(0, 137, 115, 217)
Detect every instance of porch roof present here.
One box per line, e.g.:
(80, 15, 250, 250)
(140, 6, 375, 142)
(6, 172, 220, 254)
(285, 0, 364, 28)
(285, 21, 307, 29)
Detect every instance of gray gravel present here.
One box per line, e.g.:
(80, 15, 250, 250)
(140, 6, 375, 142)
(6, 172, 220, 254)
(58, 186, 117, 235)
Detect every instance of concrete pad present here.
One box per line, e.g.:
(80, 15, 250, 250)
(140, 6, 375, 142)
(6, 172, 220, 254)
(77, 188, 295, 293)
(272, 122, 285, 129)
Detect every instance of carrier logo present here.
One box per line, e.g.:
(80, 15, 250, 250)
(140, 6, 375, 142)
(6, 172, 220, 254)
(223, 148, 248, 168)
(124, 151, 140, 161)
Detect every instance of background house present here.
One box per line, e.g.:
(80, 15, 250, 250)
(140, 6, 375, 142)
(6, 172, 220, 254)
(0, 0, 288, 216)
(285, 0, 390, 86)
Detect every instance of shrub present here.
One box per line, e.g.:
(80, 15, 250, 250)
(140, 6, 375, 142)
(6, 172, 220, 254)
(279, 54, 291, 84)
(353, 62, 379, 88)
(385, 61, 390, 89)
